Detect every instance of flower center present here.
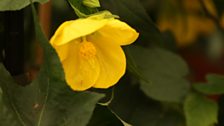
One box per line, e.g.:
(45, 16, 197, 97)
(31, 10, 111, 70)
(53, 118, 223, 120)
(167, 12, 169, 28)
(79, 39, 96, 59)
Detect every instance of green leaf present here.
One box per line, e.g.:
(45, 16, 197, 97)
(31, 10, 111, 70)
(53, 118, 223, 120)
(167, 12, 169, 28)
(193, 74, 224, 95)
(67, 0, 98, 17)
(129, 45, 189, 102)
(0, 0, 47, 11)
(124, 47, 149, 83)
(184, 93, 218, 126)
(39, 90, 105, 126)
(0, 63, 48, 126)
(0, 63, 105, 126)
(100, 0, 165, 47)
(0, 64, 25, 126)
(110, 82, 185, 126)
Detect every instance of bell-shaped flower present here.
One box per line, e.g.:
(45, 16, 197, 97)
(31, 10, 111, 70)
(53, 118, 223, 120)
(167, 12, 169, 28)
(50, 13, 139, 91)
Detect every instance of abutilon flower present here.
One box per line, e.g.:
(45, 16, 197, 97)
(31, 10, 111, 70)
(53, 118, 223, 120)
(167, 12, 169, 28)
(50, 13, 139, 91)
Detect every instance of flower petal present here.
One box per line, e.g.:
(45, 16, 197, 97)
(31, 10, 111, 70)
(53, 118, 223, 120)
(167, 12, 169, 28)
(53, 39, 80, 61)
(97, 19, 139, 46)
(50, 18, 108, 46)
(62, 49, 100, 91)
(88, 34, 126, 88)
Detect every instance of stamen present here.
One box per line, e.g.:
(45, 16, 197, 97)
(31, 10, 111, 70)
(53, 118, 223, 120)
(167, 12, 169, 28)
(79, 38, 96, 59)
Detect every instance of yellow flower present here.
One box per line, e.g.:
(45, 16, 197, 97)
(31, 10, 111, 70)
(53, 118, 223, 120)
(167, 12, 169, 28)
(158, 15, 216, 47)
(50, 14, 139, 91)
(157, 0, 217, 47)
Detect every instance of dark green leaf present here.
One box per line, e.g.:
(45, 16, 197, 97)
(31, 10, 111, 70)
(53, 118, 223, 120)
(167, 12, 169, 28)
(124, 47, 148, 83)
(87, 105, 123, 126)
(184, 93, 218, 126)
(129, 45, 189, 102)
(0, 0, 47, 11)
(39, 89, 104, 126)
(110, 81, 185, 126)
(67, 0, 98, 17)
(0, 64, 25, 126)
(193, 74, 224, 95)
(0, 63, 104, 126)
(0, 64, 47, 126)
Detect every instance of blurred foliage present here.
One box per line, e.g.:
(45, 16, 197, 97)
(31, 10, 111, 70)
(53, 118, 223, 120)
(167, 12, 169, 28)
(194, 74, 224, 95)
(184, 93, 218, 126)
(1, 0, 224, 126)
(0, 0, 47, 11)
